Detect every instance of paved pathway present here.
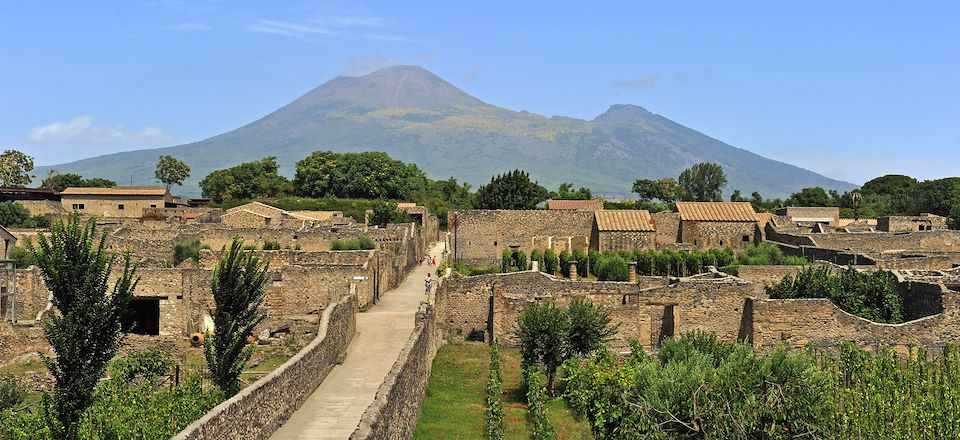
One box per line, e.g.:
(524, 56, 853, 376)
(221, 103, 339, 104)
(270, 242, 445, 440)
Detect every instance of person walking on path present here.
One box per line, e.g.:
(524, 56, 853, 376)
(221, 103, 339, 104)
(425, 272, 433, 295)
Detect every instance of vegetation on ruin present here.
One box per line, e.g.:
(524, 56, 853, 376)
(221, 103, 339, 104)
(39, 171, 116, 192)
(437, 261, 499, 276)
(0, 348, 224, 440)
(330, 235, 376, 250)
(0, 200, 51, 228)
(413, 342, 592, 440)
(204, 238, 269, 397)
(564, 332, 960, 440)
(0, 373, 24, 411)
(172, 239, 211, 266)
(369, 199, 412, 227)
(766, 266, 903, 324)
(32, 214, 139, 439)
(9, 244, 36, 267)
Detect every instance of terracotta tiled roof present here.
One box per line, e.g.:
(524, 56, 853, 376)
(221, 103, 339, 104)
(548, 199, 604, 211)
(676, 202, 758, 222)
(595, 210, 655, 231)
(60, 186, 169, 196)
(756, 212, 773, 226)
(288, 211, 338, 221)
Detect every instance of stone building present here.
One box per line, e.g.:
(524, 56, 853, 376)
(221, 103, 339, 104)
(60, 186, 176, 218)
(547, 199, 603, 211)
(877, 214, 948, 232)
(775, 206, 840, 226)
(449, 210, 595, 265)
(221, 202, 347, 229)
(676, 202, 759, 250)
(591, 210, 656, 251)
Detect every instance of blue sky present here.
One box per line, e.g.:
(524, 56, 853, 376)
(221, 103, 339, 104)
(1, 1, 958, 185)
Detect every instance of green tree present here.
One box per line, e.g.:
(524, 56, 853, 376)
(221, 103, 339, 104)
(154, 155, 191, 189)
(32, 214, 139, 439)
(787, 187, 832, 207)
(474, 170, 549, 210)
(543, 248, 559, 275)
(293, 150, 428, 200)
(861, 174, 918, 196)
(199, 157, 289, 203)
(568, 299, 619, 357)
(369, 199, 410, 227)
(678, 162, 727, 201)
(632, 177, 678, 202)
(0, 201, 31, 227)
(516, 301, 570, 392)
(40, 172, 116, 192)
(0, 150, 34, 187)
(729, 189, 745, 202)
(204, 239, 269, 397)
(552, 182, 593, 200)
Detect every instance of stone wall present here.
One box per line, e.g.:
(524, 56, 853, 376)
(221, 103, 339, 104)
(735, 265, 807, 294)
(351, 302, 442, 440)
(751, 282, 960, 354)
(878, 215, 949, 232)
(652, 211, 681, 246)
(171, 293, 358, 440)
(595, 230, 656, 252)
(438, 271, 756, 352)
(680, 220, 757, 250)
(61, 194, 168, 218)
(777, 207, 840, 225)
(450, 210, 594, 265)
(1, 267, 50, 322)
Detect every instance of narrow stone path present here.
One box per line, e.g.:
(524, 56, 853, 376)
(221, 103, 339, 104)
(269, 242, 445, 440)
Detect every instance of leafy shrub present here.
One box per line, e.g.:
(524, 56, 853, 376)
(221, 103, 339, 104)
(524, 366, 556, 440)
(0, 373, 24, 411)
(517, 302, 570, 392)
(330, 235, 376, 251)
(572, 249, 588, 277)
(173, 240, 209, 266)
(558, 250, 571, 277)
(485, 343, 505, 440)
(530, 249, 542, 271)
(593, 254, 629, 281)
(565, 332, 833, 439)
(437, 262, 498, 277)
(766, 266, 903, 323)
(501, 248, 512, 273)
(543, 248, 558, 275)
(516, 250, 528, 271)
(261, 240, 281, 250)
(736, 242, 807, 266)
(8, 245, 35, 268)
(108, 347, 174, 385)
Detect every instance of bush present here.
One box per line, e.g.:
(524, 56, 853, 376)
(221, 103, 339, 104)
(558, 250, 571, 277)
(501, 248, 512, 273)
(543, 249, 558, 275)
(437, 262, 498, 277)
(107, 347, 174, 385)
(261, 240, 281, 250)
(330, 236, 376, 251)
(737, 242, 808, 266)
(524, 366, 556, 440)
(516, 250, 528, 271)
(572, 249, 588, 277)
(593, 254, 629, 281)
(9, 245, 35, 268)
(173, 240, 209, 266)
(0, 373, 24, 411)
(767, 266, 903, 323)
(0, 201, 31, 227)
(485, 343, 505, 440)
(530, 249, 542, 271)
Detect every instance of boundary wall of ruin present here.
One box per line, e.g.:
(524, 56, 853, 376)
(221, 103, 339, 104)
(351, 302, 443, 440)
(171, 293, 358, 440)
(750, 281, 959, 354)
(449, 210, 595, 265)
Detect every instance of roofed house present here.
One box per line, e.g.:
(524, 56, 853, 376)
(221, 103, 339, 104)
(60, 187, 175, 218)
(877, 214, 948, 232)
(775, 206, 840, 226)
(548, 199, 604, 211)
(592, 210, 656, 251)
(676, 202, 759, 250)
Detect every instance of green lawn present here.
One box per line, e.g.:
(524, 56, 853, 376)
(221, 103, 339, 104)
(413, 342, 593, 440)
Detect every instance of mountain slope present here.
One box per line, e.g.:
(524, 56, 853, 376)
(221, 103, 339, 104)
(35, 65, 856, 198)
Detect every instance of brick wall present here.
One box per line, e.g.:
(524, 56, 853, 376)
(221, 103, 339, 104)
(171, 293, 357, 440)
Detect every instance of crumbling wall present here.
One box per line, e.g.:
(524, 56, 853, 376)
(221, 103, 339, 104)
(680, 220, 756, 250)
(449, 210, 594, 265)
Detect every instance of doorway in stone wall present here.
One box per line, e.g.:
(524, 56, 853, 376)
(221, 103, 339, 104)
(651, 305, 676, 347)
(124, 297, 160, 335)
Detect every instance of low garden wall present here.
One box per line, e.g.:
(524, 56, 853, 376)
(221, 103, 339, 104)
(171, 293, 358, 440)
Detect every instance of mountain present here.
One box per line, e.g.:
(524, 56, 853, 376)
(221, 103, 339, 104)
(35, 65, 856, 198)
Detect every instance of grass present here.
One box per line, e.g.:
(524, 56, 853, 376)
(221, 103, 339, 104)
(413, 342, 593, 440)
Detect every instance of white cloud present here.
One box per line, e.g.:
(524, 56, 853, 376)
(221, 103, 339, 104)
(614, 74, 660, 91)
(29, 116, 171, 145)
(165, 22, 210, 31)
(247, 20, 337, 38)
